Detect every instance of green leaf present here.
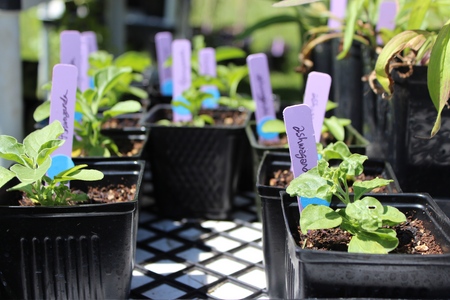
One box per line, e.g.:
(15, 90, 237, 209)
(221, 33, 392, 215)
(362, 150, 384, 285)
(345, 197, 384, 231)
(323, 116, 345, 141)
(198, 114, 215, 125)
(23, 121, 64, 164)
(428, 21, 450, 137)
(337, 0, 366, 60)
(300, 204, 342, 233)
(235, 15, 300, 39)
(102, 100, 142, 118)
(55, 168, 104, 182)
(352, 177, 393, 200)
(10, 156, 51, 184)
(382, 205, 407, 226)
(321, 141, 352, 161)
(33, 100, 51, 122)
(375, 30, 430, 96)
(126, 85, 148, 100)
(286, 170, 333, 201)
(325, 100, 338, 112)
(0, 166, 16, 188)
(114, 51, 151, 73)
(36, 139, 65, 166)
(94, 66, 133, 101)
(406, 0, 431, 30)
(339, 153, 367, 176)
(0, 136, 26, 165)
(348, 230, 399, 254)
(261, 119, 286, 133)
(215, 46, 247, 62)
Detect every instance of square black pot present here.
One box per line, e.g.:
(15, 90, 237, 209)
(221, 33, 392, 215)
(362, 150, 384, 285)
(281, 192, 450, 299)
(0, 160, 145, 300)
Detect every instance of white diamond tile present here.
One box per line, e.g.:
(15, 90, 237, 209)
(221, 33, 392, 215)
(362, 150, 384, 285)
(233, 246, 263, 264)
(201, 220, 237, 232)
(144, 259, 186, 275)
(176, 269, 219, 288)
(252, 222, 263, 230)
(238, 269, 266, 288)
(142, 283, 185, 299)
(208, 282, 253, 299)
(228, 227, 261, 241)
(205, 257, 246, 275)
(149, 237, 184, 252)
(151, 219, 181, 231)
(131, 270, 153, 289)
(135, 248, 155, 263)
(176, 247, 215, 263)
(205, 236, 241, 252)
(137, 228, 155, 241)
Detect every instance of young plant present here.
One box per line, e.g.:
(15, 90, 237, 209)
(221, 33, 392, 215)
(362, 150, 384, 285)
(34, 66, 142, 157)
(0, 121, 104, 206)
(286, 146, 406, 254)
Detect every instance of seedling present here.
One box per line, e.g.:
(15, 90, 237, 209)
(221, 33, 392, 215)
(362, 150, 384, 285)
(286, 143, 406, 254)
(0, 121, 104, 206)
(34, 66, 142, 157)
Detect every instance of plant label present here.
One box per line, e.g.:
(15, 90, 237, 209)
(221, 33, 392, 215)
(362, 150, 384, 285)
(60, 30, 81, 86)
(79, 34, 90, 92)
(199, 47, 220, 108)
(155, 31, 173, 96)
(328, 0, 347, 31)
(172, 39, 193, 122)
(283, 104, 329, 210)
(48, 64, 78, 179)
(247, 53, 279, 143)
(376, 1, 397, 45)
(81, 31, 98, 53)
(303, 71, 332, 143)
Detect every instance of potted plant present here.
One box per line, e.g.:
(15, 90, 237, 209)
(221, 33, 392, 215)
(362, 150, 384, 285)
(141, 83, 250, 219)
(370, 18, 450, 196)
(257, 142, 400, 299)
(0, 121, 145, 299)
(34, 66, 147, 159)
(281, 149, 450, 298)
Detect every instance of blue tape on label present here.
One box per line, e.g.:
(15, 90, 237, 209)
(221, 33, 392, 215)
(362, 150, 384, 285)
(161, 79, 173, 96)
(47, 154, 75, 179)
(74, 112, 83, 122)
(301, 197, 330, 208)
(172, 95, 191, 116)
(256, 115, 279, 140)
(202, 86, 220, 108)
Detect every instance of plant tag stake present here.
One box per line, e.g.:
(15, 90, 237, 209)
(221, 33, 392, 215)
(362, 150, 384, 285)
(328, 0, 347, 31)
(79, 34, 90, 92)
(47, 64, 78, 180)
(60, 30, 81, 89)
(172, 39, 192, 122)
(376, 1, 397, 45)
(247, 53, 279, 143)
(155, 31, 173, 96)
(82, 31, 98, 53)
(303, 71, 332, 143)
(283, 104, 329, 211)
(199, 47, 220, 108)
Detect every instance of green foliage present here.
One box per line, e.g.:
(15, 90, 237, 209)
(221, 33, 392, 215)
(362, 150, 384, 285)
(286, 143, 405, 254)
(88, 50, 150, 105)
(374, 20, 450, 137)
(33, 66, 142, 157)
(0, 121, 104, 206)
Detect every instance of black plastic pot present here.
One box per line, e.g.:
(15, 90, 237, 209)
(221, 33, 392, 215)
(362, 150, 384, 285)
(141, 104, 250, 219)
(281, 192, 450, 299)
(0, 160, 145, 300)
(257, 151, 401, 299)
(380, 66, 450, 197)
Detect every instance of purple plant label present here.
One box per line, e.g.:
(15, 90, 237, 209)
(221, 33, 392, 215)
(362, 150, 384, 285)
(49, 64, 78, 158)
(303, 71, 332, 143)
(81, 31, 98, 53)
(172, 39, 192, 122)
(328, 0, 347, 31)
(79, 34, 90, 92)
(199, 47, 217, 77)
(271, 37, 285, 57)
(376, 1, 397, 45)
(60, 30, 81, 72)
(155, 31, 173, 95)
(284, 104, 323, 211)
(247, 53, 279, 143)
